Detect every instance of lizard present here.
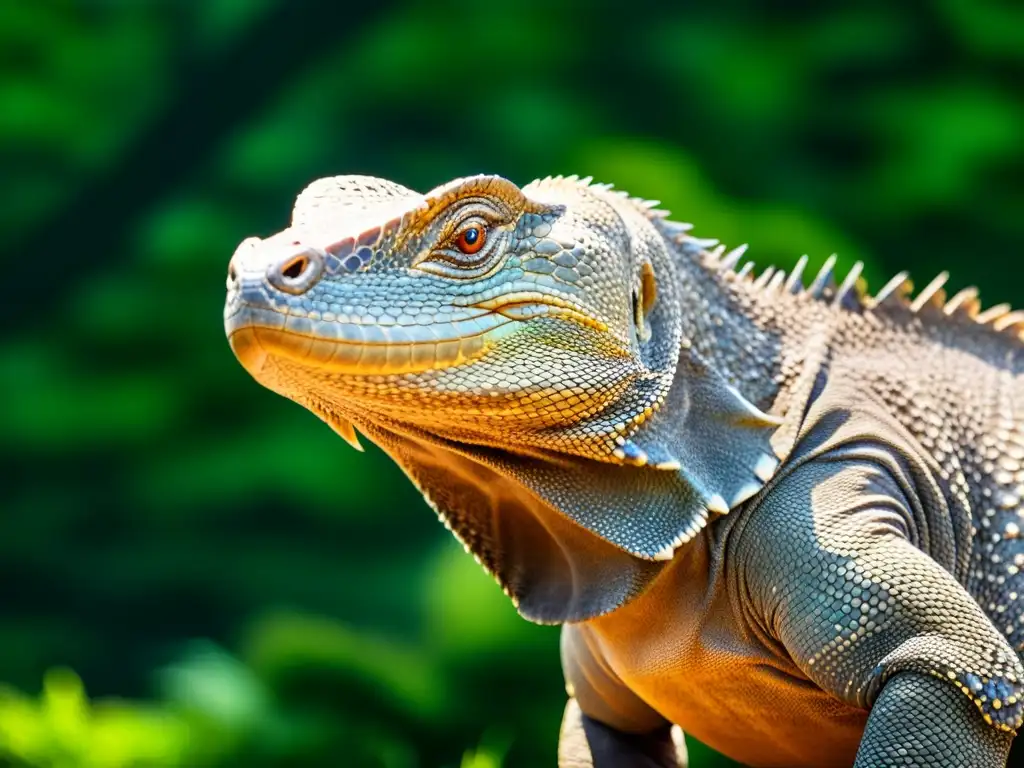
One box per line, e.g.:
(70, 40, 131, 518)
(223, 172, 1024, 767)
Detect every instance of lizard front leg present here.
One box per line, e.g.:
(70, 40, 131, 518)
(854, 673, 1011, 766)
(559, 625, 688, 767)
(738, 457, 1021, 767)
(558, 698, 687, 768)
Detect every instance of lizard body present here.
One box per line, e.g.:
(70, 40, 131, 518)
(224, 173, 1024, 766)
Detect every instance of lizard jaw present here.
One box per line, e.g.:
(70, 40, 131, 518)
(225, 303, 520, 377)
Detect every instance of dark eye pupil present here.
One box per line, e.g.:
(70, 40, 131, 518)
(463, 228, 479, 245)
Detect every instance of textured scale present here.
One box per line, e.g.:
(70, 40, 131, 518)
(225, 173, 1024, 767)
(745, 268, 1024, 657)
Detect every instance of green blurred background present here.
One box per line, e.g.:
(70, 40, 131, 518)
(1, 0, 1021, 765)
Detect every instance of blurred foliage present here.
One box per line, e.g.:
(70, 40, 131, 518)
(0, 668, 192, 767)
(0, 0, 1021, 765)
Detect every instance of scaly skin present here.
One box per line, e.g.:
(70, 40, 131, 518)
(224, 173, 1024, 767)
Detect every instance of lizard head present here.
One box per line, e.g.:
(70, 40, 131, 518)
(225, 174, 680, 461)
(224, 173, 782, 622)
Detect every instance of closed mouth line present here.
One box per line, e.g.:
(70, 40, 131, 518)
(226, 304, 518, 375)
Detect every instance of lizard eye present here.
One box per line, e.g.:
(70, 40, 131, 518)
(413, 213, 504, 278)
(455, 225, 486, 254)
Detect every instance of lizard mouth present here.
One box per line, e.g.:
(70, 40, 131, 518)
(225, 303, 519, 377)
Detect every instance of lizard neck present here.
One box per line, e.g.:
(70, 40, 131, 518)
(357, 418, 665, 624)
(673, 247, 790, 413)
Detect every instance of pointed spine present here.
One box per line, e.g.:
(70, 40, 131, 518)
(833, 261, 865, 310)
(706, 494, 730, 515)
(325, 414, 364, 451)
(870, 271, 913, 309)
(679, 236, 719, 257)
(909, 271, 950, 313)
(753, 266, 776, 289)
(944, 287, 981, 318)
(718, 244, 748, 272)
(807, 255, 838, 299)
(754, 453, 779, 482)
(660, 220, 694, 240)
(785, 255, 808, 294)
(976, 303, 1012, 325)
(613, 440, 649, 466)
(690, 237, 720, 250)
(993, 310, 1024, 333)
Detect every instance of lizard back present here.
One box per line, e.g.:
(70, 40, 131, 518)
(703, 248, 1024, 657)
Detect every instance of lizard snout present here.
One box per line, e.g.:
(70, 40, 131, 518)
(227, 232, 326, 298)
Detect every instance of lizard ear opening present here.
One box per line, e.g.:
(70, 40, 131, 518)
(634, 262, 657, 343)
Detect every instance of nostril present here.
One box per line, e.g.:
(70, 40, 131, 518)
(267, 247, 324, 295)
(281, 255, 308, 280)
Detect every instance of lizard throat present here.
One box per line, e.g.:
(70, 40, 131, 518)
(225, 303, 521, 376)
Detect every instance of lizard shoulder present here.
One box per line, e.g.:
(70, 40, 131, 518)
(732, 452, 1024, 734)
